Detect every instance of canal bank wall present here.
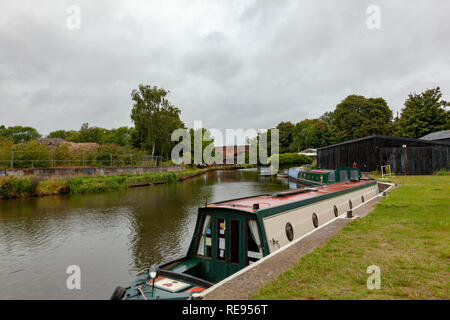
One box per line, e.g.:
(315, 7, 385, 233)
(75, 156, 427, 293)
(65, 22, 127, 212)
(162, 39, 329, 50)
(196, 182, 396, 300)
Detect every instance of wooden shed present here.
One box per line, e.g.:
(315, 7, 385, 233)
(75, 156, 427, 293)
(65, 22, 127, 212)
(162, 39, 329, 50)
(317, 135, 449, 175)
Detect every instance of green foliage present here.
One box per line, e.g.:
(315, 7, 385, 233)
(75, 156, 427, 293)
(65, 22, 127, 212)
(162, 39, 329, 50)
(11, 140, 52, 168)
(333, 95, 393, 139)
(0, 176, 38, 198)
(0, 169, 203, 198)
(48, 129, 78, 141)
(48, 125, 134, 146)
(289, 118, 346, 152)
(130, 84, 185, 157)
(0, 125, 41, 144)
(276, 122, 294, 153)
(270, 153, 313, 167)
(0, 138, 155, 169)
(189, 128, 215, 164)
(397, 87, 450, 138)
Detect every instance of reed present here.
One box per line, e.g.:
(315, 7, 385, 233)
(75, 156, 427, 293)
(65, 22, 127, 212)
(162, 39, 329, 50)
(0, 168, 204, 199)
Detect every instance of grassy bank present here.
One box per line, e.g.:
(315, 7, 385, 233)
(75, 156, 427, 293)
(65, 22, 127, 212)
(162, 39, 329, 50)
(252, 175, 450, 299)
(0, 168, 204, 199)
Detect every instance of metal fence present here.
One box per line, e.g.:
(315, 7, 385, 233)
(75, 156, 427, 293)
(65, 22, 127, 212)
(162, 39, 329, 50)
(0, 150, 169, 169)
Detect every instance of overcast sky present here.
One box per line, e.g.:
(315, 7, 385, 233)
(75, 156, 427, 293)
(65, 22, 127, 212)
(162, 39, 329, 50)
(1, 0, 449, 142)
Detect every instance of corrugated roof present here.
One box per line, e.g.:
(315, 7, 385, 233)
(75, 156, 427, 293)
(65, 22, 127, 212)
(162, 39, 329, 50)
(420, 130, 450, 141)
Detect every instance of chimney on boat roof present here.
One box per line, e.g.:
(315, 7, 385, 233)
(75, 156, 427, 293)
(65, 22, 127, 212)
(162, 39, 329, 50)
(253, 203, 260, 210)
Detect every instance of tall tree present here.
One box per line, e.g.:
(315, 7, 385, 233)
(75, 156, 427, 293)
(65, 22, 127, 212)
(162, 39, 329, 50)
(130, 85, 185, 157)
(332, 95, 393, 139)
(397, 87, 450, 138)
(276, 121, 294, 153)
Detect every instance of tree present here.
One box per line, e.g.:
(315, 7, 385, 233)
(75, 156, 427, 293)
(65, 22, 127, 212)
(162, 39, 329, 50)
(77, 123, 107, 143)
(102, 127, 133, 146)
(130, 85, 185, 157)
(48, 129, 79, 141)
(332, 95, 393, 139)
(288, 119, 345, 151)
(189, 128, 215, 164)
(276, 121, 294, 153)
(397, 87, 450, 138)
(0, 125, 41, 144)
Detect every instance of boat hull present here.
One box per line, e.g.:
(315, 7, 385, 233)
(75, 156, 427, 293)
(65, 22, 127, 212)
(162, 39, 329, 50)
(262, 181, 378, 253)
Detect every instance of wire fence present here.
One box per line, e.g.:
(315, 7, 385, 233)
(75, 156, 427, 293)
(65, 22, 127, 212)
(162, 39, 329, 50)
(0, 150, 171, 169)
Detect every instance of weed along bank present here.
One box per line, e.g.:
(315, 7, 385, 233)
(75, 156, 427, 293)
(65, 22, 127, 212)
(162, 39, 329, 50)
(111, 167, 381, 300)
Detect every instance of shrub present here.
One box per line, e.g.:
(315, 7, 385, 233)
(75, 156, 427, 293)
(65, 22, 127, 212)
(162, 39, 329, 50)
(269, 153, 313, 167)
(0, 176, 38, 198)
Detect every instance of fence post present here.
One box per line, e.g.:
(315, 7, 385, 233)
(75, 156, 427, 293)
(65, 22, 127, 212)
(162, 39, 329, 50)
(82, 152, 85, 167)
(10, 151, 14, 169)
(110, 153, 113, 167)
(51, 151, 54, 168)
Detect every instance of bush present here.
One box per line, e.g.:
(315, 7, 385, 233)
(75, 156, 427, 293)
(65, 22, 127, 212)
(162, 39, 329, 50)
(434, 170, 449, 176)
(269, 153, 313, 167)
(0, 176, 38, 198)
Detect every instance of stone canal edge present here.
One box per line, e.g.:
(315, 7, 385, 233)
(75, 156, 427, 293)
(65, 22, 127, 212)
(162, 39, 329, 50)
(198, 182, 397, 300)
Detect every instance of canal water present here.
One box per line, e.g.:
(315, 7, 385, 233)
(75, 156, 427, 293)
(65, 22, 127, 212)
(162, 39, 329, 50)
(0, 169, 293, 299)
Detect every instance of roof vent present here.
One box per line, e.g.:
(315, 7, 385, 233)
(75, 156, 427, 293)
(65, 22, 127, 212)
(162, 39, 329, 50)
(253, 203, 260, 210)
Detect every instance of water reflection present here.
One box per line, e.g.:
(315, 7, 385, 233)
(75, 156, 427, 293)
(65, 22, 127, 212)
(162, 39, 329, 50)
(0, 169, 290, 299)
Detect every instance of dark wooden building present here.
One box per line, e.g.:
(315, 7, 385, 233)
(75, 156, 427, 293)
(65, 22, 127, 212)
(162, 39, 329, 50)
(317, 135, 450, 175)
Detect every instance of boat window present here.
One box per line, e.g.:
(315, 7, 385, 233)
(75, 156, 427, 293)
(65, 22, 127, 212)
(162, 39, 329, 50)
(196, 214, 212, 257)
(230, 220, 240, 264)
(312, 213, 319, 228)
(339, 170, 348, 181)
(285, 222, 294, 241)
(333, 205, 338, 217)
(350, 170, 359, 180)
(246, 220, 263, 265)
(328, 171, 335, 182)
(216, 218, 226, 261)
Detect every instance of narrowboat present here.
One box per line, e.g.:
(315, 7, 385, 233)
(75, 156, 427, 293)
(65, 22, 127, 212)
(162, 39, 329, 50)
(111, 167, 378, 300)
(288, 167, 362, 186)
(276, 169, 289, 178)
(258, 166, 275, 176)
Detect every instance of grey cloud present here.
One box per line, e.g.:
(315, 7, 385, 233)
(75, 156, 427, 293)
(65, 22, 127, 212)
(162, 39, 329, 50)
(0, 0, 449, 136)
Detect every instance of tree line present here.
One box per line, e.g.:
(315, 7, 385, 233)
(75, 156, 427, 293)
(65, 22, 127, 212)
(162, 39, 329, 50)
(1, 85, 448, 158)
(272, 87, 449, 153)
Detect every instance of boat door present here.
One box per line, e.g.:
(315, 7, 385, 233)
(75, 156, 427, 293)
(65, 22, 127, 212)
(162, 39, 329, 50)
(214, 216, 228, 281)
(213, 216, 244, 282)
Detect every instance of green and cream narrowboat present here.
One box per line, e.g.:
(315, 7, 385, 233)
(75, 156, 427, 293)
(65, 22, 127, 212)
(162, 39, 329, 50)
(288, 166, 362, 185)
(111, 167, 378, 300)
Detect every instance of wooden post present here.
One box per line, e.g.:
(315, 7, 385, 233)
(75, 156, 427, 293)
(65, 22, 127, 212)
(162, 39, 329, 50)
(347, 210, 353, 218)
(10, 151, 14, 169)
(402, 144, 407, 176)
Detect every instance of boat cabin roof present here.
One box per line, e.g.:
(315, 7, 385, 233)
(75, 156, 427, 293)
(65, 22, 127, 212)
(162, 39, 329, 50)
(203, 179, 375, 214)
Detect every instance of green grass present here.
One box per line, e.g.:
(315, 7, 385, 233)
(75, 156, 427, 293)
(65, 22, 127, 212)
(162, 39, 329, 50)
(252, 175, 450, 300)
(0, 168, 204, 199)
